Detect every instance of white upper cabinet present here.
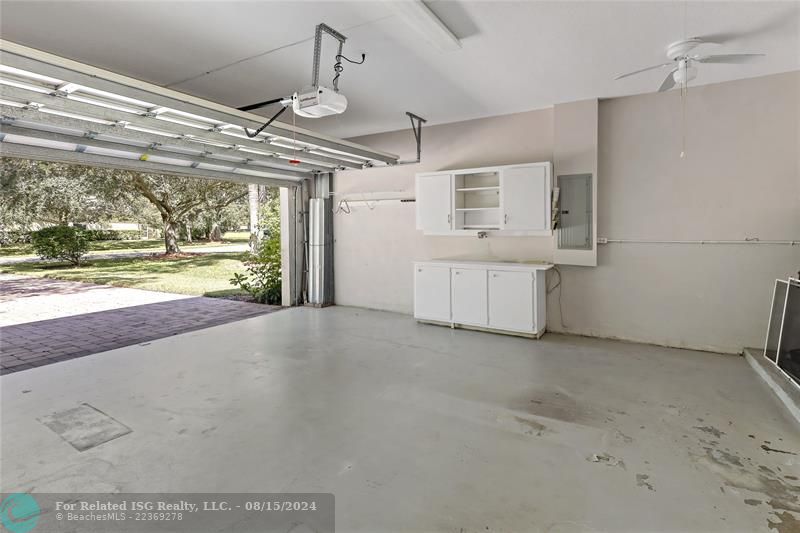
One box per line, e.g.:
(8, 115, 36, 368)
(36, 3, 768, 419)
(416, 173, 452, 233)
(416, 162, 551, 236)
(501, 164, 550, 231)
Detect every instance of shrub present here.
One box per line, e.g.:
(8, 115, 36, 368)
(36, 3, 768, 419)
(230, 235, 281, 304)
(30, 226, 90, 265)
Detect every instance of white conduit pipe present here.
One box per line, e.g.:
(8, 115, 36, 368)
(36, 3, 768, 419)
(600, 238, 799, 245)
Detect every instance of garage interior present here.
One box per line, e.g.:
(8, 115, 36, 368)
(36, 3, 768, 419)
(1, 2, 799, 532)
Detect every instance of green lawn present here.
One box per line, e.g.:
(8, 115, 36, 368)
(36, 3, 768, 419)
(0, 231, 250, 257)
(1, 253, 250, 297)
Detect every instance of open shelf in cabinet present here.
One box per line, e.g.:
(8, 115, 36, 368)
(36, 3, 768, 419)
(453, 171, 500, 230)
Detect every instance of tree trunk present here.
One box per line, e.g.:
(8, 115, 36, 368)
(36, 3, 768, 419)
(163, 216, 180, 254)
(209, 222, 222, 242)
(185, 221, 193, 243)
(248, 183, 260, 253)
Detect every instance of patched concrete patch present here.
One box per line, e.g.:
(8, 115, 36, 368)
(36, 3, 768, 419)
(39, 403, 132, 451)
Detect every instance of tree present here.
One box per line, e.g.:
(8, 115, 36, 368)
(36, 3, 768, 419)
(248, 183, 260, 253)
(259, 186, 280, 239)
(1, 158, 248, 254)
(124, 174, 247, 253)
(0, 158, 147, 229)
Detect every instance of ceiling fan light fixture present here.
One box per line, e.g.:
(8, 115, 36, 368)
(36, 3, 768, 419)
(673, 61, 698, 85)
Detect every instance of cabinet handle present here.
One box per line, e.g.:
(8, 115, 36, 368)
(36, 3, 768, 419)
(492, 273, 498, 278)
(504, 214, 508, 224)
(447, 214, 451, 224)
(455, 271, 460, 275)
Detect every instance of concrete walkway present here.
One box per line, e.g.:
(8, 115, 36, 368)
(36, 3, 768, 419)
(0, 274, 280, 375)
(0, 274, 187, 326)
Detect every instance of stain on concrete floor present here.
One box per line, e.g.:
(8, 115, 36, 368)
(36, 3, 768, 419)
(769, 511, 800, 533)
(690, 425, 800, 531)
(636, 473, 655, 491)
(38, 403, 131, 452)
(587, 452, 626, 470)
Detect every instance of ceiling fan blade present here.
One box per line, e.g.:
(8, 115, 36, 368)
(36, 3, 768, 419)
(614, 62, 673, 80)
(658, 69, 678, 92)
(696, 53, 765, 64)
(692, 33, 734, 45)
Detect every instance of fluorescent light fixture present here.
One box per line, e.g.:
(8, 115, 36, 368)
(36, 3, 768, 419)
(384, 0, 461, 52)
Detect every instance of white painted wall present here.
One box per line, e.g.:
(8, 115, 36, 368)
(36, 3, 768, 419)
(334, 108, 555, 313)
(334, 71, 800, 353)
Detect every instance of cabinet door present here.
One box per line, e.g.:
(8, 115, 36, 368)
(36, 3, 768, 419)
(488, 270, 534, 332)
(414, 265, 451, 321)
(500, 165, 549, 230)
(416, 174, 452, 232)
(451, 268, 488, 326)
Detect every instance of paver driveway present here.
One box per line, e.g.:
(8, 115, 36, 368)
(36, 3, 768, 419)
(0, 275, 281, 375)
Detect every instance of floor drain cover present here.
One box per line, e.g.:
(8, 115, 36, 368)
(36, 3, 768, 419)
(39, 403, 132, 451)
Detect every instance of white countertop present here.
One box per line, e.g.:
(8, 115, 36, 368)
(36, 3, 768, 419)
(415, 257, 553, 271)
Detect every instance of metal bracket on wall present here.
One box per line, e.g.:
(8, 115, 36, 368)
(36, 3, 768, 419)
(397, 112, 427, 165)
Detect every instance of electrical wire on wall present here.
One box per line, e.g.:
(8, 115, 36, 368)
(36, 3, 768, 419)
(547, 266, 567, 329)
(332, 53, 366, 92)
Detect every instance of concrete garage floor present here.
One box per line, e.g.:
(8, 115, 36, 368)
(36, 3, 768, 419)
(1, 307, 798, 532)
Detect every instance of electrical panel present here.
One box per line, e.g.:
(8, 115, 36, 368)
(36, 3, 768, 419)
(557, 174, 593, 250)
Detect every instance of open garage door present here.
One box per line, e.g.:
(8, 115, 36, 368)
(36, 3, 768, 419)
(0, 39, 400, 307)
(0, 39, 399, 187)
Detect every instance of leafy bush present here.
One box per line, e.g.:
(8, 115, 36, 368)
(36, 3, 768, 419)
(230, 235, 281, 304)
(30, 226, 90, 265)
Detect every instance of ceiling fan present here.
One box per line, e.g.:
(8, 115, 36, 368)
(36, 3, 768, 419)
(615, 37, 765, 91)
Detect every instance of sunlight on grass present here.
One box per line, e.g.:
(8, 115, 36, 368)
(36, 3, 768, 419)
(1, 253, 249, 296)
(0, 231, 249, 257)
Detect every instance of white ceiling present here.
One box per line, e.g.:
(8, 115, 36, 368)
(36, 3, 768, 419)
(1, 1, 798, 139)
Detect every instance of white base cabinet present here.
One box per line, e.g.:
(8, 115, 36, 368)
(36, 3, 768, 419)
(414, 259, 552, 337)
(413, 265, 451, 322)
(451, 268, 488, 326)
